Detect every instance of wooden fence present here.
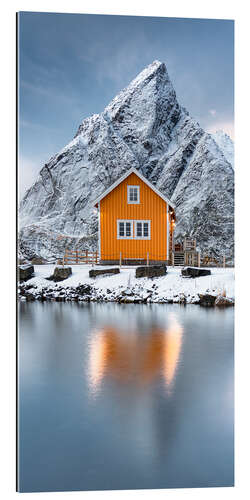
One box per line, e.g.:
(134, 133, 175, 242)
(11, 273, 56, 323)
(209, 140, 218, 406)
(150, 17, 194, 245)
(63, 249, 99, 265)
(61, 248, 230, 268)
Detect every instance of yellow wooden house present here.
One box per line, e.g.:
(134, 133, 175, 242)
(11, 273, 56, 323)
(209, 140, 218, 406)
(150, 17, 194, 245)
(93, 167, 175, 265)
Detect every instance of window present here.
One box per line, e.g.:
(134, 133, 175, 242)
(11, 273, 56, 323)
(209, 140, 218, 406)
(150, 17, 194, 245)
(127, 185, 140, 204)
(117, 220, 151, 240)
(117, 220, 133, 239)
(135, 220, 150, 240)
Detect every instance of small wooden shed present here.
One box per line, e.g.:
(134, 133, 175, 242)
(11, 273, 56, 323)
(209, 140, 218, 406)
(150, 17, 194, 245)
(93, 167, 175, 265)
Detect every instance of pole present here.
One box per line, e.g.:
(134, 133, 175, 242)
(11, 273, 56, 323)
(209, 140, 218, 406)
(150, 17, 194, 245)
(147, 252, 149, 266)
(223, 256, 226, 268)
(119, 252, 122, 268)
(198, 252, 200, 268)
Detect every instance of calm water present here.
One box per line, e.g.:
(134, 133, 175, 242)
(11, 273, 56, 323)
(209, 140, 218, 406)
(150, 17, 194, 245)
(18, 302, 234, 492)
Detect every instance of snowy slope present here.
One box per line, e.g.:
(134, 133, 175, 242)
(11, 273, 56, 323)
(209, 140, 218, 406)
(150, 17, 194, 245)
(212, 130, 234, 170)
(19, 61, 234, 261)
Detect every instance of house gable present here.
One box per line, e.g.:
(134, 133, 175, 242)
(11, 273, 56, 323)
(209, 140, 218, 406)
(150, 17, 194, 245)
(93, 167, 174, 209)
(100, 172, 167, 219)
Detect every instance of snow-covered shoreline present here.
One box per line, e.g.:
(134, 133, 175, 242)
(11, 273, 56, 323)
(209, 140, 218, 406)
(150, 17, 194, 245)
(18, 265, 235, 305)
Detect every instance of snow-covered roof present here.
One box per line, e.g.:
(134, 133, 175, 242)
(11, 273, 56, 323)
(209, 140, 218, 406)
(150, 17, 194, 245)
(93, 167, 175, 208)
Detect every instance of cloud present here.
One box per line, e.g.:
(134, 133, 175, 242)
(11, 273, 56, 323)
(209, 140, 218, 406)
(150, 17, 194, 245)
(20, 119, 58, 132)
(79, 32, 157, 87)
(20, 79, 82, 116)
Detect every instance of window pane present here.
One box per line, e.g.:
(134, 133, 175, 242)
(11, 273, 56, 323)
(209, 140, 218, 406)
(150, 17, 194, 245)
(128, 186, 139, 202)
(126, 222, 131, 236)
(137, 222, 142, 236)
(119, 222, 124, 236)
(143, 223, 149, 236)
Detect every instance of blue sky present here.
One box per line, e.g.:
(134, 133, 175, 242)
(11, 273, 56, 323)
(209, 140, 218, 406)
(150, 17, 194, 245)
(18, 12, 234, 196)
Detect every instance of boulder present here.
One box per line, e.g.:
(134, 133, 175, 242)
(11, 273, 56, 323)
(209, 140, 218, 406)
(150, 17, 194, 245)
(136, 265, 167, 278)
(182, 267, 211, 278)
(31, 257, 48, 265)
(198, 293, 217, 307)
(89, 268, 120, 278)
(18, 265, 34, 282)
(75, 284, 93, 295)
(50, 266, 72, 282)
(215, 295, 234, 307)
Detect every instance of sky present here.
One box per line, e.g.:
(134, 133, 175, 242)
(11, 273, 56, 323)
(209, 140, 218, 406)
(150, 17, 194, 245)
(18, 12, 234, 197)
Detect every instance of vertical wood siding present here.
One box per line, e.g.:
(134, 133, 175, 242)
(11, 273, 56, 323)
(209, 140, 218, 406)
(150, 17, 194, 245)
(100, 173, 169, 261)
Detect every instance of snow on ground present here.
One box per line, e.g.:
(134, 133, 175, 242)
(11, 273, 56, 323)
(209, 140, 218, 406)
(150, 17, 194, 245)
(25, 265, 235, 302)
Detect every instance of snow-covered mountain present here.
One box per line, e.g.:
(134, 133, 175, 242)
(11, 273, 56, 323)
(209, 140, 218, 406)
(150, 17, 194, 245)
(212, 130, 234, 170)
(19, 60, 234, 261)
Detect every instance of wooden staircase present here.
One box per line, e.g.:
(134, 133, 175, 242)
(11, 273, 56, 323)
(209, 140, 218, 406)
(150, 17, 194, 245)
(173, 252, 185, 266)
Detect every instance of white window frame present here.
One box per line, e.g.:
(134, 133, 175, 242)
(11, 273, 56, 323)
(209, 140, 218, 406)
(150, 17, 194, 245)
(117, 220, 133, 239)
(134, 220, 151, 240)
(127, 185, 140, 204)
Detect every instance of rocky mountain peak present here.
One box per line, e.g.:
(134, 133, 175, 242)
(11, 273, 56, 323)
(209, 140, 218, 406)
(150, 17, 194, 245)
(19, 61, 234, 263)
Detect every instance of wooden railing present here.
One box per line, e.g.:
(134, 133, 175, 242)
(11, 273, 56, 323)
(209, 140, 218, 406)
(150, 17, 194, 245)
(183, 238, 196, 251)
(63, 249, 99, 265)
(174, 239, 197, 252)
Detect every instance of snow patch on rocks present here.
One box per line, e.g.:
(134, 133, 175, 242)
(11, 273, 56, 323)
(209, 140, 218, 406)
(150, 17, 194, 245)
(18, 265, 235, 305)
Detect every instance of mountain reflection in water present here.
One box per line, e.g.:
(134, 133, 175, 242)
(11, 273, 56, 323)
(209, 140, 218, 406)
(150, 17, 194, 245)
(89, 314, 183, 393)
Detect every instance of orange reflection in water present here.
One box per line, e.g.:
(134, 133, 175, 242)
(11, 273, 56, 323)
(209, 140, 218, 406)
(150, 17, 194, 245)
(89, 315, 183, 392)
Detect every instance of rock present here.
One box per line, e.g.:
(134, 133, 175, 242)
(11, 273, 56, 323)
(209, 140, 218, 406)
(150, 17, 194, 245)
(31, 257, 48, 265)
(18, 265, 34, 282)
(198, 293, 217, 307)
(18, 258, 29, 265)
(25, 293, 36, 302)
(89, 268, 120, 278)
(49, 266, 72, 282)
(136, 265, 167, 278)
(181, 267, 211, 278)
(75, 284, 92, 295)
(215, 295, 234, 307)
(179, 293, 187, 304)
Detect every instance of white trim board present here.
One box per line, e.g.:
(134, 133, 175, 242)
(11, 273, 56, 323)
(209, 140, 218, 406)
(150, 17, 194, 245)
(117, 220, 133, 239)
(116, 219, 151, 240)
(134, 220, 151, 240)
(127, 185, 140, 204)
(92, 167, 175, 208)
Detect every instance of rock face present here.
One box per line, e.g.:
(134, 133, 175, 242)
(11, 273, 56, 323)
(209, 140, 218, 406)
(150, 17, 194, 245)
(214, 295, 234, 307)
(198, 293, 217, 307)
(18, 264, 34, 282)
(19, 60, 234, 262)
(89, 268, 120, 278)
(49, 266, 72, 282)
(212, 130, 234, 170)
(136, 264, 167, 278)
(181, 267, 211, 278)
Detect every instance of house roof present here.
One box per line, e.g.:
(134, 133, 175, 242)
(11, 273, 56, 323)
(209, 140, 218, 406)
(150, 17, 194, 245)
(93, 167, 175, 209)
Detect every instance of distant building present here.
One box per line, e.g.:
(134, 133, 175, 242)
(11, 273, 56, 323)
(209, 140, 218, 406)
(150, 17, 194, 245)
(93, 167, 175, 265)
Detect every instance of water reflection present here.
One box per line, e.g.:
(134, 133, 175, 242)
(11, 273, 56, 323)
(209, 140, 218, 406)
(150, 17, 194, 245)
(89, 313, 183, 394)
(18, 302, 234, 492)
